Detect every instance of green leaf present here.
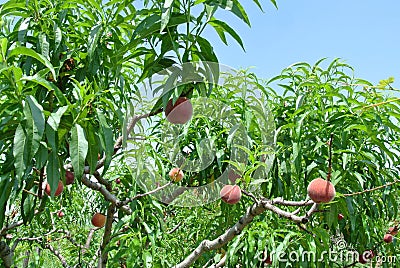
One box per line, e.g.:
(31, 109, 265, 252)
(88, 23, 103, 61)
(142, 250, 153, 268)
(97, 111, 114, 174)
(133, 13, 187, 39)
(8, 46, 56, 80)
(160, 0, 174, 32)
(86, 123, 100, 174)
(21, 193, 36, 224)
(269, 0, 278, 9)
(18, 18, 30, 43)
(0, 176, 13, 229)
(45, 124, 57, 151)
(208, 0, 250, 26)
(160, 8, 171, 33)
(54, 23, 62, 52)
(46, 151, 61, 197)
(70, 124, 88, 179)
(132, 14, 161, 39)
(39, 33, 49, 59)
(252, 0, 264, 11)
(21, 74, 68, 105)
(35, 142, 48, 170)
(208, 19, 245, 51)
(26, 96, 45, 158)
(196, 36, 219, 63)
(13, 124, 27, 180)
(47, 106, 68, 131)
(1, 38, 8, 61)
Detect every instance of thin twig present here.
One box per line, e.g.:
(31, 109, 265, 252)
(81, 228, 97, 255)
(45, 244, 70, 268)
(22, 189, 39, 197)
(343, 179, 399, 197)
(120, 182, 172, 206)
(241, 189, 259, 203)
(297, 223, 315, 237)
(167, 222, 183, 234)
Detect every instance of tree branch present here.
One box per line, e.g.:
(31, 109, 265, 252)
(167, 222, 183, 234)
(97, 204, 116, 268)
(81, 228, 97, 255)
(80, 175, 132, 214)
(343, 179, 399, 197)
(119, 182, 172, 206)
(0, 241, 13, 268)
(174, 198, 317, 268)
(208, 254, 226, 268)
(0, 210, 42, 235)
(45, 244, 70, 268)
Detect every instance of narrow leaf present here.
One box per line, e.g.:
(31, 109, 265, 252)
(86, 123, 100, 174)
(46, 151, 61, 197)
(70, 124, 88, 179)
(48, 106, 68, 131)
(54, 23, 62, 52)
(22, 74, 68, 105)
(209, 19, 245, 50)
(97, 112, 114, 174)
(8, 47, 56, 79)
(39, 33, 50, 59)
(160, 7, 172, 33)
(88, 24, 103, 61)
(26, 96, 45, 158)
(13, 124, 27, 180)
(0, 176, 13, 229)
(35, 142, 48, 170)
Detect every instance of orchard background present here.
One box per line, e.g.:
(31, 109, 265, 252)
(0, 0, 399, 267)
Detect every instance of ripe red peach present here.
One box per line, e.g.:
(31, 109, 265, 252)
(220, 185, 242, 205)
(45, 181, 64, 197)
(57, 210, 65, 218)
(165, 97, 193, 124)
(169, 167, 184, 182)
(307, 178, 335, 203)
(383, 234, 393, 243)
(91, 213, 106, 228)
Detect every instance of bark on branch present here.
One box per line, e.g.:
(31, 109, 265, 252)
(80, 175, 132, 214)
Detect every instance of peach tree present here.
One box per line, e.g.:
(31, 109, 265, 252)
(0, 0, 399, 267)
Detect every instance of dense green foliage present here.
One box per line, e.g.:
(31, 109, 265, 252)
(0, 0, 399, 267)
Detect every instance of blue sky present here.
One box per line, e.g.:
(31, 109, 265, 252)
(203, 0, 400, 88)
